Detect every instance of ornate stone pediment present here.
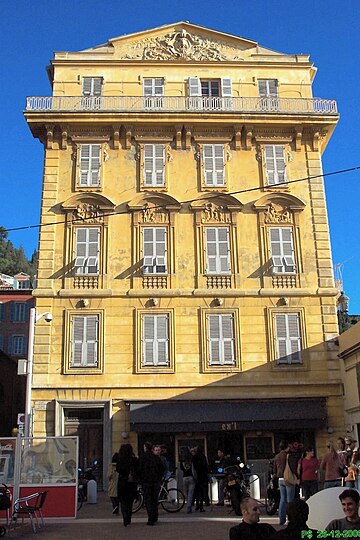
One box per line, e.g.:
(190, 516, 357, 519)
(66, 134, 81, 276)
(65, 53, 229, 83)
(201, 202, 231, 223)
(73, 203, 104, 223)
(120, 29, 245, 61)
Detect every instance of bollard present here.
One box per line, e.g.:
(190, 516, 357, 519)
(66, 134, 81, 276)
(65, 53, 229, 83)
(249, 474, 260, 500)
(87, 479, 97, 504)
(210, 477, 218, 503)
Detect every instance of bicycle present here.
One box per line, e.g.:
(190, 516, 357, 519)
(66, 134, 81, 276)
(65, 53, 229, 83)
(132, 477, 185, 513)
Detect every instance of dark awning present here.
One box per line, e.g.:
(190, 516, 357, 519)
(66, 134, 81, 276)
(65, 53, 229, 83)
(130, 398, 327, 432)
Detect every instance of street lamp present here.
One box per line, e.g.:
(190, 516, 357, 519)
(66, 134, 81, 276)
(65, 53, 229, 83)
(338, 291, 350, 313)
(24, 308, 53, 438)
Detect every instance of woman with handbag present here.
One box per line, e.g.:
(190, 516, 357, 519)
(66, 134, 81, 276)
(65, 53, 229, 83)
(320, 441, 344, 489)
(116, 444, 139, 527)
(274, 440, 298, 526)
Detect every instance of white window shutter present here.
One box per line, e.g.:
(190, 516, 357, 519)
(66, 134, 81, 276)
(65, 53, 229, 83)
(264, 145, 276, 185)
(156, 315, 169, 365)
(209, 315, 221, 364)
(71, 315, 98, 367)
(92, 78, 102, 96)
(79, 144, 101, 187)
(222, 315, 235, 364)
(143, 315, 169, 366)
(142, 227, 167, 274)
(75, 228, 100, 274)
(203, 144, 225, 186)
(82, 78, 92, 96)
(274, 145, 286, 184)
(259, 79, 278, 97)
(144, 144, 165, 186)
(143, 315, 155, 365)
(270, 227, 295, 274)
(206, 227, 230, 274)
(221, 78, 232, 97)
(85, 316, 98, 366)
(72, 316, 85, 366)
(275, 313, 301, 364)
(264, 145, 286, 185)
(188, 77, 201, 96)
(208, 314, 235, 365)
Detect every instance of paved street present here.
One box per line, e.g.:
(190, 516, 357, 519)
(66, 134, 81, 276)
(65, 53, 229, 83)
(3, 492, 280, 539)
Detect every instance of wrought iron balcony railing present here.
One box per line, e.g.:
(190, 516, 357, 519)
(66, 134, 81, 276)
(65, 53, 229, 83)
(25, 95, 338, 115)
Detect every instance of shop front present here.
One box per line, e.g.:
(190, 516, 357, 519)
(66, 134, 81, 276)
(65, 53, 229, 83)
(130, 398, 327, 492)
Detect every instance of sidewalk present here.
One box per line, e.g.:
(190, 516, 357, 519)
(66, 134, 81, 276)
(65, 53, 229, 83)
(4, 492, 281, 539)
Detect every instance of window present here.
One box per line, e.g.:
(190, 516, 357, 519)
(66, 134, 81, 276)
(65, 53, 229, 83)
(10, 302, 28, 322)
(275, 313, 302, 364)
(188, 77, 232, 110)
(0, 304, 4, 321)
(142, 314, 169, 367)
(81, 78, 103, 110)
(207, 314, 235, 365)
(143, 78, 164, 109)
(78, 144, 101, 187)
(75, 227, 100, 275)
(82, 77, 103, 97)
(17, 280, 31, 289)
(0, 335, 4, 351)
(205, 227, 231, 274)
(144, 144, 165, 187)
(9, 335, 27, 355)
(70, 315, 99, 367)
(142, 227, 167, 274)
(264, 145, 286, 186)
(203, 145, 225, 186)
(269, 227, 295, 274)
(258, 79, 278, 97)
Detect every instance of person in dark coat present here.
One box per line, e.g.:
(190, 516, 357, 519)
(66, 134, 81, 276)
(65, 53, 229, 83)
(139, 441, 165, 526)
(191, 445, 209, 512)
(270, 499, 318, 539)
(229, 497, 276, 539)
(116, 443, 139, 527)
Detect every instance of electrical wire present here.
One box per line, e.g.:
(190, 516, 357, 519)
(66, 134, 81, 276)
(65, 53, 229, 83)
(3, 165, 360, 234)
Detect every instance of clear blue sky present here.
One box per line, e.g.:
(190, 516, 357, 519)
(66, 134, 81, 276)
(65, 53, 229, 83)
(1, 0, 359, 312)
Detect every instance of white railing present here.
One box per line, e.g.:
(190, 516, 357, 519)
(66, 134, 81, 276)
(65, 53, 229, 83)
(26, 95, 338, 114)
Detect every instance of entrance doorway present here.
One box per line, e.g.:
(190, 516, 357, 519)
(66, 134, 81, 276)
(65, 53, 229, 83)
(64, 408, 103, 488)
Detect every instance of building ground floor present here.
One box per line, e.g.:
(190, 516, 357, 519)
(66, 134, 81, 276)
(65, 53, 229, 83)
(31, 393, 345, 493)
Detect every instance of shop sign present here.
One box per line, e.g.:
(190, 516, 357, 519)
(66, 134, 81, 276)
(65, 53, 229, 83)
(221, 422, 237, 431)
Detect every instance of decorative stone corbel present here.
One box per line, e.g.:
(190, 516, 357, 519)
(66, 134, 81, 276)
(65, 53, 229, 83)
(312, 129, 320, 152)
(234, 125, 242, 150)
(46, 125, 54, 149)
(175, 125, 182, 150)
(255, 145, 262, 162)
(61, 128, 68, 150)
(245, 126, 253, 150)
(294, 127, 302, 152)
(166, 144, 173, 162)
(124, 125, 132, 150)
(226, 144, 232, 161)
(113, 125, 121, 149)
(184, 125, 192, 150)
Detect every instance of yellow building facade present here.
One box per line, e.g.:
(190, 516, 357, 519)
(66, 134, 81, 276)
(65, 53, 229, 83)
(25, 22, 342, 484)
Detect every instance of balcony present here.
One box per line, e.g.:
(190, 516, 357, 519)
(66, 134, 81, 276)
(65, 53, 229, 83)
(25, 96, 338, 115)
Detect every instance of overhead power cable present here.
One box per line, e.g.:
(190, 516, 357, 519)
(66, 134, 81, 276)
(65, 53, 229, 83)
(3, 165, 360, 234)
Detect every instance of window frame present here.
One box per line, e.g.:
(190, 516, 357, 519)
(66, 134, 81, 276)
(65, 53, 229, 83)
(75, 143, 105, 189)
(188, 77, 233, 110)
(258, 79, 278, 97)
(198, 142, 230, 191)
(142, 226, 168, 275)
(143, 78, 165, 109)
(267, 308, 306, 368)
(203, 144, 226, 187)
(143, 143, 166, 187)
(263, 144, 287, 187)
(82, 77, 103, 97)
(74, 226, 101, 276)
(204, 226, 231, 275)
(269, 227, 296, 274)
(136, 309, 175, 373)
(201, 309, 241, 373)
(9, 334, 27, 356)
(64, 310, 104, 374)
(10, 302, 28, 322)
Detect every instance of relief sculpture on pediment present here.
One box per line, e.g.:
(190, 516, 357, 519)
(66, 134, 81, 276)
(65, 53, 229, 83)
(73, 203, 104, 223)
(201, 202, 230, 223)
(141, 203, 168, 223)
(264, 203, 292, 224)
(121, 30, 244, 61)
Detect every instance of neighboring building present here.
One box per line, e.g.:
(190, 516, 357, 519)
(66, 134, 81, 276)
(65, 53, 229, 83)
(338, 321, 360, 441)
(0, 273, 32, 434)
(25, 22, 342, 485)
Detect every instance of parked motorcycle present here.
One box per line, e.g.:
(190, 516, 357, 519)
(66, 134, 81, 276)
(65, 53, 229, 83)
(222, 459, 251, 515)
(265, 459, 280, 515)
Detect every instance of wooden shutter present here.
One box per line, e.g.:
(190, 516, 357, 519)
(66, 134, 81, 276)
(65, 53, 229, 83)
(269, 228, 283, 272)
(206, 227, 230, 274)
(270, 227, 295, 274)
(188, 77, 201, 96)
(82, 78, 92, 96)
(264, 145, 286, 185)
(203, 144, 225, 186)
(208, 314, 235, 365)
(144, 144, 165, 186)
(143, 314, 169, 366)
(79, 144, 101, 187)
(275, 313, 301, 364)
(142, 227, 166, 274)
(75, 228, 100, 274)
(221, 78, 232, 97)
(72, 315, 98, 367)
(281, 228, 295, 272)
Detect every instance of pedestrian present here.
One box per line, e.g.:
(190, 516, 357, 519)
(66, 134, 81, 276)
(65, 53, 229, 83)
(344, 437, 359, 488)
(320, 441, 343, 488)
(229, 497, 276, 539)
(139, 441, 165, 526)
(326, 488, 360, 533)
(191, 445, 209, 512)
(107, 452, 119, 514)
(297, 447, 319, 500)
(180, 447, 196, 514)
(116, 443, 139, 527)
(215, 449, 232, 506)
(270, 499, 318, 539)
(273, 440, 297, 526)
